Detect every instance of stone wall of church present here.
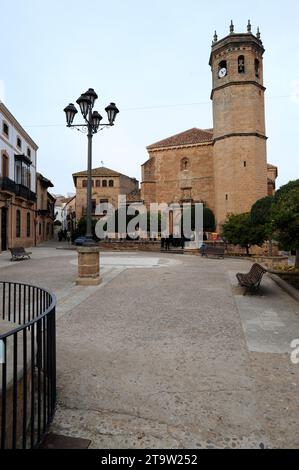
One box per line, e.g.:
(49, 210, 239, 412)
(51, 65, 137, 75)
(141, 144, 215, 211)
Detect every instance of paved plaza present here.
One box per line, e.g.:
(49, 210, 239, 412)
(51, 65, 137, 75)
(0, 243, 299, 449)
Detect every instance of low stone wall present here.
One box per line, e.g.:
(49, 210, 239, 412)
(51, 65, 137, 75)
(252, 256, 289, 270)
(208, 241, 279, 257)
(268, 270, 299, 290)
(99, 240, 161, 252)
(89, 239, 282, 259)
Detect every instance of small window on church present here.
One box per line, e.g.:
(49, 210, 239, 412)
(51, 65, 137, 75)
(238, 56, 245, 73)
(225, 194, 228, 201)
(244, 161, 247, 167)
(255, 59, 260, 78)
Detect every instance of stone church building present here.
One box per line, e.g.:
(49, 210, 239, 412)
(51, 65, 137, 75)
(141, 22, 278, 229)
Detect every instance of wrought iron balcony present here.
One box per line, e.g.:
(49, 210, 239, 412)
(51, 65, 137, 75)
(0, 176, 17, 194)
(37, 209, 50, 217)
(0, 177, 36, 202)
(15, 183, 37, 202)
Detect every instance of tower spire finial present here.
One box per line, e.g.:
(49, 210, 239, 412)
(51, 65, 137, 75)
(230, 20, 234, 34)
(213, 30, 218, 43)
(257, 26, 261, 40)
(247, 19, 252, 33)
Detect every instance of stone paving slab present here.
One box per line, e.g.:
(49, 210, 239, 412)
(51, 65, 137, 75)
(228, 271, 299, 354)
(0, 246, 299, 448)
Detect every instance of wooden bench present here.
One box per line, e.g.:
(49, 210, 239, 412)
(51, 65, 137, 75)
(236, 263, 267, 295)
(201, 245, 225, 259)
(10, 247, 32, 261)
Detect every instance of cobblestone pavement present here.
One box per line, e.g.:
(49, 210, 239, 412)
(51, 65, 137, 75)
(0, 244, 299, 448)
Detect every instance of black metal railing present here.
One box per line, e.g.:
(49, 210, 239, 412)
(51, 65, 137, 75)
(0, 176, 17, 194)
(36, 209, 50, 217)
(15, 184, 37, 202)
(0, 177, 37, 203)
(0, 282, 56, 449)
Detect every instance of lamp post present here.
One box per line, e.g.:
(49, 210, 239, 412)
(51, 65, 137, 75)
(64, 89, 119, 285)
(64, 89, 119, 245)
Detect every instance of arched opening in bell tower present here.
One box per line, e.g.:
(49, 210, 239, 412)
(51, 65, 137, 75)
(238, 55, 245, 73)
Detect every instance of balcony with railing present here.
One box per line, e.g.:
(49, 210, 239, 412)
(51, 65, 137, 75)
(0, 177, 36, 203)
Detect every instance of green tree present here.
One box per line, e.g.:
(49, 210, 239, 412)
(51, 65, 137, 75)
(203, 207, 216, 232)
(221, 212, 266, 255)
(181, 206, 216, 233)
(74, 217, 98, 240)
(251, 196, 275, 255)
(271, 180, 299, 268)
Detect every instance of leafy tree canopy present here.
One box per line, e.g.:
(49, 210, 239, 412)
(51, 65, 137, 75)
(271, 181, 299, 254)
(221, 212, 266, 255)
(251, 196, 275, 226)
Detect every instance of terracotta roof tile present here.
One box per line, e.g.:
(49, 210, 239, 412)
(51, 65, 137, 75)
(72, 166, 124, 178)
(147, 128, 213, 150)
(126, 189, 142, 202)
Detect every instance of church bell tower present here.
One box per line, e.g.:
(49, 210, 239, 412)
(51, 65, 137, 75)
(210, 21, 268, 227)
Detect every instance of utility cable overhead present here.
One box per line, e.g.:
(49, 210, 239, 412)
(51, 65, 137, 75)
(23, 94, 295, 128)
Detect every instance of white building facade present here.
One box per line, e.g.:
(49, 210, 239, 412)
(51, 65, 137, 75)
(0, 101, 38, 250)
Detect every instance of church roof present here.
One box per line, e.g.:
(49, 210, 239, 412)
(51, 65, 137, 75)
(73, 166, 125, 178)
(147, 128, 213, 150)
(126, 189, 142, 202)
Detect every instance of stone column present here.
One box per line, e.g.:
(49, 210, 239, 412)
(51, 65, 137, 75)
(76, 246, 101, 286)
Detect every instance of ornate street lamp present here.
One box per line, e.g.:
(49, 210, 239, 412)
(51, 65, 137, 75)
(63, 103, 78, 126)
(63, 88, 119, 246)
(105, 102, 119, 125)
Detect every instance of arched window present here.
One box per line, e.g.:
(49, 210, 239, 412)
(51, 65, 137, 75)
(16, 210, 21, 238)
(181, 158, 189, 171)
(238, 55, 245, 73)
(109, 180, 114, 187)
(102, 180, 107, 187)
(82, 180, 87, 188)
(255, 59, 260, 78)
(27, 212, 31, 237)
(2, 152, 9, 177)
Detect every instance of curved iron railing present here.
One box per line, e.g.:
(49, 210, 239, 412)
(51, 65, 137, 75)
(0, 281, 56, 449)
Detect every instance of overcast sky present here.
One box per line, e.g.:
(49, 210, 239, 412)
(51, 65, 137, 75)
(1, 0, 298, 194)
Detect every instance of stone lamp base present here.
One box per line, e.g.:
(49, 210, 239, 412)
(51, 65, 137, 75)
(76, 246, 101, 286)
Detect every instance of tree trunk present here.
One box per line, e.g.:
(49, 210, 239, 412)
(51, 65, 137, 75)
(296, 250, 299, 269)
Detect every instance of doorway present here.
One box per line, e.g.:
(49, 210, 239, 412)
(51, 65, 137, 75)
(1, 207, 8, 251)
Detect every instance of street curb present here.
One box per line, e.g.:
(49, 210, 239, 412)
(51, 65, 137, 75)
(268, 272, 299, 304)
